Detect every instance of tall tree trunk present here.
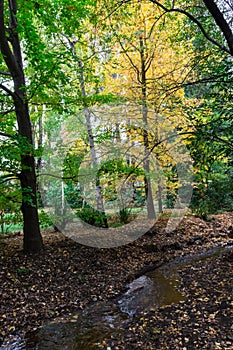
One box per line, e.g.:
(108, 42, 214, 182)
(35, 105, 44, 207)
(157, 182, 163, 213)
(139, 36, 156, 219)
(78, 59, 108, 227)
(36, 106, 44, 173)
(0, 0, 43, 252)
(12, 67, 43, 253)
(154, 110, 163, 214)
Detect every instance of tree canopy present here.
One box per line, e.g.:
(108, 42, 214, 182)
(0, 0, 233, 251)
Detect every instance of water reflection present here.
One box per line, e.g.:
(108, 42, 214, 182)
(118, 273, 184, 316)
(0, 271, 184, 350)
(1, 244, 232, 350)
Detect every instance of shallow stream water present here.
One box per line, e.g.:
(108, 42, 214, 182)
(1, 244, 232, 350)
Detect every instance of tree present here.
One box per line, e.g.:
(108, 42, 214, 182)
(103, 1, 194, 217)
(148, 0, 233, 57)
(139, 34, 156, 219)
(0, 0, 43, 252)
(78, 59, 108, 226)
(202, 0, 233, 56)
(31, 5, 116, 228)
(162, 0, 233, 217)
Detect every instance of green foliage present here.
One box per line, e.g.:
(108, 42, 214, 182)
(98, 158, 145, 206)
(134, 188, 146, 207)
(38, 210, 53, 228)
(0, 212, 23, 235)
(86, 93, 126, 107)
(0, 183, 22, 234)
(165, 192, 176, 209)
(44, 181, 83, 209)
(184, 23, 233, 218)
(118, 207, 132, 224)
(191, 163, 233, 218)
(1, 0, 233, 233)
(98, 158, 144, 177)
(64, 184, 83, 209)
(76, 207, 109, 227)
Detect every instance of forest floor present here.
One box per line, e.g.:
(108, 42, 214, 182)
(0, 212, 233, 349)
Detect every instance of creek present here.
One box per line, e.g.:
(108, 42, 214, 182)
(1, 244, 232, 350)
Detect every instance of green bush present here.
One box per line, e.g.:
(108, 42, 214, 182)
(190, 175, 233, 218)
(0, 212, 23, 234)
(64, 184, 83, 208)
(76, 207, 108, 227)
(38, 210, 53, 228)
(118, 207, 132, 223)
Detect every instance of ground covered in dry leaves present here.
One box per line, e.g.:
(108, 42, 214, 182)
(0, 212, 233, 349)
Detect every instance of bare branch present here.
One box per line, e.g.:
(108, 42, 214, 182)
(118, 39, 141, 80)
(0, 71, 11, 76)
(0, 176, 19, 184)
(203, 0, 233, 56)
(0, 131, 15, 138)
(0, 173, 19, 184)
(0, 83, 14, 96)
(0, 108, 15, 116)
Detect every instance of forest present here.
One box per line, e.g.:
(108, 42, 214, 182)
(0, 0, 233, 349)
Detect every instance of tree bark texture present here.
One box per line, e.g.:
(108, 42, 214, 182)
(0, 0, 43, 252)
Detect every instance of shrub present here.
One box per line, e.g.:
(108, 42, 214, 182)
(118, 207, 132, 223)
(38, 210, 53, 228)
(76, 207, 108, 227)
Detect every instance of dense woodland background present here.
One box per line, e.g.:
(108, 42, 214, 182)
(0, 0, 233, 252)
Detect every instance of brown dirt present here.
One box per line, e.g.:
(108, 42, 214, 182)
(0, 212, 233, 349)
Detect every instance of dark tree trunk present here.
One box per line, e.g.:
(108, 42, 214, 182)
(0, 0, 43, 252)
(15, 99, 43, 253)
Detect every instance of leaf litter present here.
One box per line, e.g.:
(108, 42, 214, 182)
(0, 212, 232, 349)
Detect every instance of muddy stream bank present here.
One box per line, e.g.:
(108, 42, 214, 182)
(1, 244, 232, 350)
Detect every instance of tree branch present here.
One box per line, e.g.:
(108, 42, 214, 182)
(149, 0, 232, 55)
(0, 108, 15, 116)
(0, 131, 15, 138)
(0, 177, 19, 184)
(0, 71, 11, 76)
(37, 173, 79, 181)
(0, 172, 19, 184)
(0, 0, 19, 77)
(0, 83, 14, 96)
(202, 0, 233, 56)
